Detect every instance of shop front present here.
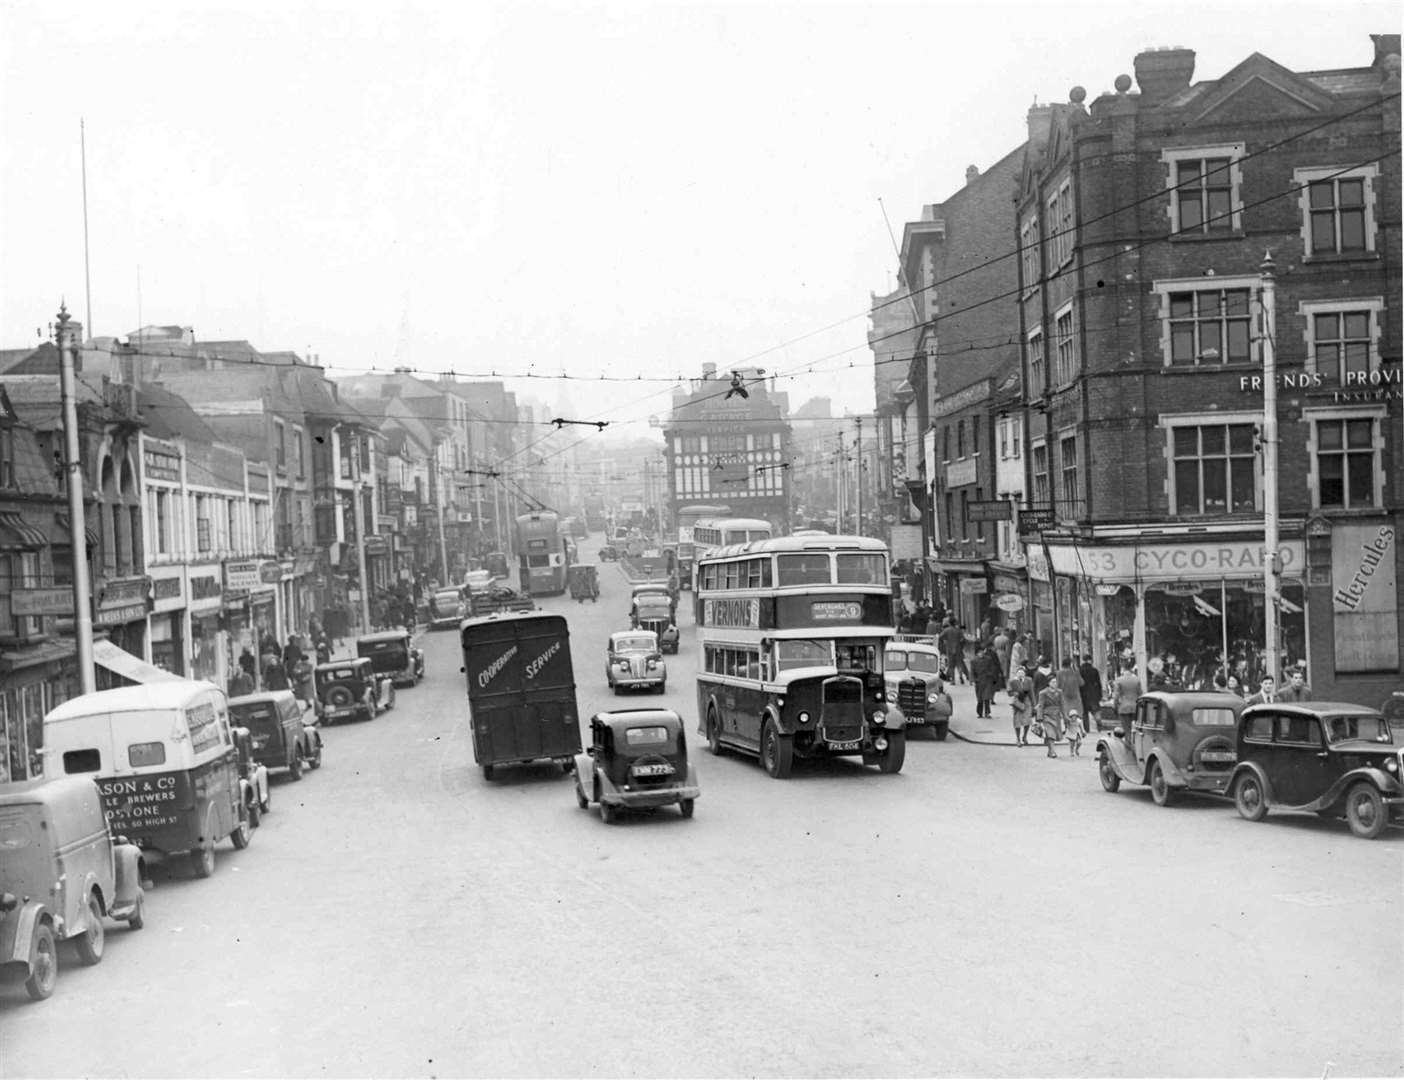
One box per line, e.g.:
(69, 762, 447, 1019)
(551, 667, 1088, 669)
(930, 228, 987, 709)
(0, 639, 77, 782)
(1034, 533, 1308, 693)
(148, 566, 186, 675)
(93, 575, 151, 691)
(933, 555, 989, 630)
(988, 565, 1029, 637)
(188, 564, 224, 686)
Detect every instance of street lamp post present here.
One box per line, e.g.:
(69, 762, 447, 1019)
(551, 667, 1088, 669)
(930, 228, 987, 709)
(1259, 252, 1281, 684)
(57, 305, 96, 694)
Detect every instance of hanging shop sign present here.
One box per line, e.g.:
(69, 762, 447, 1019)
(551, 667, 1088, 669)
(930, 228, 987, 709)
(1331, 524, 1397, 673)
(258, 561, 284, 585)
(993, 592, 1025, 612)
(1157, 581, 1204, 597)
(224, 560, 262, 591)
(958, 578, 988, 594)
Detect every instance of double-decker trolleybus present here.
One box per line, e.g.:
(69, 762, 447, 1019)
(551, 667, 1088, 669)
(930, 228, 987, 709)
(515, 511, 569, 596)
(674, 504, 731, 589)
(694, 534, 903, 778)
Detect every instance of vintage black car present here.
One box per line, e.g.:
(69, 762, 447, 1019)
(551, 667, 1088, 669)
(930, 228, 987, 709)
(631, 595, 679, 654)
(429, 587, 467, 631)
(1228, 701, 1403, 839)
(574, 709, 699, 823)
(229, 690, 323, 777)
(315, 657, 395, 723)
(356, 629, 425, 688)
(471, 582, 536, 616)
(598, 544, 620, 562)
(1095, 691, 1244, 805)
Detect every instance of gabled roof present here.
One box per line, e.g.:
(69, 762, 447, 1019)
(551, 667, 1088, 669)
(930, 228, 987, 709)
(0, 346, 42, 375)
(1175, 51, 1339, 124)
(0, 386, 58, 496)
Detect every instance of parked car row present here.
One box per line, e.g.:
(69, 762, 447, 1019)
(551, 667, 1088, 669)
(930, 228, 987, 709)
(1095, 691, 1403, 839)
(2, 678, 333, 1002)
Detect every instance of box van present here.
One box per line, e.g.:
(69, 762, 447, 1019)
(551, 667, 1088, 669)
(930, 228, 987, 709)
(461, 612, 582, 780)
(42, 681, 250, 879)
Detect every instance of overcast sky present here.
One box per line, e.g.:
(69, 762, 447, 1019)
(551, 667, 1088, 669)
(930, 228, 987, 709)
(1, 0, 1397, 436)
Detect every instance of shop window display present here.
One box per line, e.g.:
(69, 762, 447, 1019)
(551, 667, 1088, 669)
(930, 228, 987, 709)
(1143, 581, 1305, 690)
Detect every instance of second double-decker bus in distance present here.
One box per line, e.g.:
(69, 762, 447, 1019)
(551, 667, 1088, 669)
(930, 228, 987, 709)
(689, 517, 772, 585)
(674, 504, 731, 589)
(515, 511, 568, 596)
(694, 534, 903, 778)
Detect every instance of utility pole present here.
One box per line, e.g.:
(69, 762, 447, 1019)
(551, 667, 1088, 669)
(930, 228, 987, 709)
(1260, 252, 1281, 685)
(57, 305, 95, 694)
(834, 432, 845, 532)
(350, 431, 372, 632)
(848, 415, 859, 539)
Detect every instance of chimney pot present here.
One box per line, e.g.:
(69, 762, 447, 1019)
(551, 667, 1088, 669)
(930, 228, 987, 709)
(965, 165, 980, 185)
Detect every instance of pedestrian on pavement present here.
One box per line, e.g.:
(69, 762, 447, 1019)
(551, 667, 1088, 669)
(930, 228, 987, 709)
(1035, 681, 1067, 758)
(1213, 668, 1241, 696)
(1055, 657, 1084, 735)
(1009, 633, 1028, 682)
(284, 634, 304, 669)
(971, 646, 1003, 719)
(238, 647, 257, 680)
(1078, 654, 1103, 730)
(1278, 668, 1313, 702)
(1032, 655, 1054, 695)
(291, 656, 315, 706)
(946, 622, 972, 685)
(315, 635, 332, 665)
(992, 627, 1011, 681)
(263, 656, 290, 692)
(977, 614, 995, 649)
(228, 667, 255, 697)
(1007, 664, 1035, 746)
(925, 610, 943, 640)
(1113, 662, 1142, 739)
(1245, 675, 1277, 706)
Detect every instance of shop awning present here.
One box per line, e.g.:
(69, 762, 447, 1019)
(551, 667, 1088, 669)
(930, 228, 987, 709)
(0, 637, 76, 672)
(91, 639, 184, 684)
(54, 512, 101, 550)
(0, 511, 48, 550)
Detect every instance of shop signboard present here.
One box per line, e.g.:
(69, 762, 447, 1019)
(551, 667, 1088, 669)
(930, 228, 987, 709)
(1043, 539, 1304, 583)
(258, 561, 284, 585)
(11, 587, 75, 616)
(993, 592, 1025, 612)
(1331, 523, 1398, 673)
(959, 578, 988, 594)
(95, 602, 149, 626)
(224, 560, 262, 591)
(967, 500, 1011, 522)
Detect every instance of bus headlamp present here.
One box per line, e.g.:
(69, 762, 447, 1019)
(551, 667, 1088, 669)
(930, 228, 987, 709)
(871, 711, 886, 726)
(797, 711, 810, 724)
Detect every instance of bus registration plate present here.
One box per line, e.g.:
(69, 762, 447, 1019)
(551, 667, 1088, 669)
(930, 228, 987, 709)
(828, 739, 861, 752)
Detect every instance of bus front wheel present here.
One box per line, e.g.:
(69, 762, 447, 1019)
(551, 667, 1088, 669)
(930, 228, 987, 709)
(761, 721, 793, 780)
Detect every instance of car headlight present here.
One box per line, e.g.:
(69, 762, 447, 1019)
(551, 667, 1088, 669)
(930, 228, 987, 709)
(927, 693, 940, 704)
(1386, 758, 1399, 772)
(797, 710, 810, 724)
(874, 690, 885, 702)
(871, 711, 887, 726)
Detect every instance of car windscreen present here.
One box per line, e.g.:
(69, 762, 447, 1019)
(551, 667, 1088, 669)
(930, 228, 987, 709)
(613, 636, 655, 653)
(904, 652, 942, 675)
(1324, 715, 1392, 743)
(636, 600, 671, 616)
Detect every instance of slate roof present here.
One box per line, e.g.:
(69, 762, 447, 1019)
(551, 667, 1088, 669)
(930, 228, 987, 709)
(136, 383, 217, 443)
(0, 386, 58, 496)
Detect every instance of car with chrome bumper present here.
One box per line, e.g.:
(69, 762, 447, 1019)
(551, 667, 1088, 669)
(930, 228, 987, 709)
(606, 630, 667, 694)
(1227, 701, 1403, 839)
(574, 709, 699, 823)
(1095, 691, 1244, 805)
(884, 638, 952, 740)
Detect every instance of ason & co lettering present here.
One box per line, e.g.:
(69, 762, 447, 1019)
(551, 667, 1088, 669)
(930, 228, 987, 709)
(525, 641, 561, 680)
(1334, 526, 1394, 612)
(477, 645, 518, 689)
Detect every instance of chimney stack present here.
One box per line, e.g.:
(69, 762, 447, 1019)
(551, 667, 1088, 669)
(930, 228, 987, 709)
(1026, 104, 1054, 152)
(1134, 47, 1195, 105)
(965, 165, 980, 186)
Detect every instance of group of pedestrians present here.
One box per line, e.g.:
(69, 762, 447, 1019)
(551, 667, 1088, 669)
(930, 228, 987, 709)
(226, 618, 336, 706)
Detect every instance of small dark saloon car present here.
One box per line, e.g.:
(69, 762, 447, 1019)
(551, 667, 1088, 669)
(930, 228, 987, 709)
(315, 657, 395, 723)
(356, 629, 424, 688)
(228, 690, 323, 778)
(1228, 701, 1402, 839)
(574, 709, 699, 824)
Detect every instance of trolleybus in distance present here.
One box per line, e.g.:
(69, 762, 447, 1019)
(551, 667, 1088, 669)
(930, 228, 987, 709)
(694, 534, 903, 778)
(689, 517, 772, 588)
(674, 503, 731, 588)
(515, 511, 568, 596)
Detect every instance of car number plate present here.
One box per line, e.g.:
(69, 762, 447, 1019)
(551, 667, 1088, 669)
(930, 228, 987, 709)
(633, 763, 673, 776)
(828, 739, 861, 752)
(1200, 751, 1236, 762)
